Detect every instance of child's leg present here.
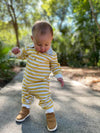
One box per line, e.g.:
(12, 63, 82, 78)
(38, 94, 57, 131)
(22, 85, 34, 107)
(45, 107, 54, 113)
(28, 81, 57, 131)
(16, 85, 34, 122)
(39, 95, 54, 110)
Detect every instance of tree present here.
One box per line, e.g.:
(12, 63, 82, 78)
(70, 0, 100, 66)
(0, 0, 39, 47)
(88, 0, 100, 32)
(41, 0, 71, 65)
(41, 0, 69, 31)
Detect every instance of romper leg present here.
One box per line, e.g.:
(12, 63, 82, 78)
(22, 84, 34, 106)
(39, 95, 54, 110)
(28, 81, 53, 110)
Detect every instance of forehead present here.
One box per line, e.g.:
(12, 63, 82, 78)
(35, 32, 52, 42)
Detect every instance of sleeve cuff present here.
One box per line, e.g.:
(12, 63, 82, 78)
(16, 49, 22, 57)
(55, 73, 63, 78)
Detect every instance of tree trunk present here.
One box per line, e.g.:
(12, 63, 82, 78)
(14, 22, 20, 48)
(6, 2, 20, 47)
(88, 0, 100, 32)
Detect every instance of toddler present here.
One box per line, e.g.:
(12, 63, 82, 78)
(12, 20, 64, 132)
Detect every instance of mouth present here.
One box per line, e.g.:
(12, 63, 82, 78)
(40, 50, 46, 53)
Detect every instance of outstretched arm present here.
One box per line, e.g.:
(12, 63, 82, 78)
(50, 52, 64, 87)
(57, 78, 64, 87)
(12, 47, 28, 59)
(12, 47, 20, 54)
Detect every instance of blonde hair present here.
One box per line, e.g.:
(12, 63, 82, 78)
(32, 20, 53, 37)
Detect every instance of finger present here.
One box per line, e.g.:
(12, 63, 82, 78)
(60, 80, 64, 87)
(61, 82, 64, 87)
(57, 78, 62, 81)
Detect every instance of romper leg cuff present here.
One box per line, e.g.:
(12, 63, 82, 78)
(45, 107, 54, 114)
(22, 104, 30, 109)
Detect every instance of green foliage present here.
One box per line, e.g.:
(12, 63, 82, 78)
(70, 0, 100, 67)
(0, 41, 15, 83)
(97, 60, 100, 67)
(0, 0, 40, 47)
(0, 0, 100, 68)
(0, 21, 16, 45)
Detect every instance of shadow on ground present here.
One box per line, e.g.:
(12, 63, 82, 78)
(0, 72, 100, 133)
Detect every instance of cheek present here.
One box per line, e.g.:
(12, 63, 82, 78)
(46, 46, 51, 51)
(35, 46, 40, 51)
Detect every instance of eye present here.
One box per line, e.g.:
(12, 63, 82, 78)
(45, 44, 49, 46)
(37, 44, 42, 46)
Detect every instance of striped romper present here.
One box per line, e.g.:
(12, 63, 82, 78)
(17, 45, 62, 110)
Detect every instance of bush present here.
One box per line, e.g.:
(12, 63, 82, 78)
(0, 41, 15, 85)
(97, 60, 100, 67)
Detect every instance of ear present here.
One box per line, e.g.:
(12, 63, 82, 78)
(31, 36, 34, 41)
(51, 36, 53, 42)
(50, 34, 53, 40)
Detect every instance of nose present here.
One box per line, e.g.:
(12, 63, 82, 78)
(41, 47, 45, 52)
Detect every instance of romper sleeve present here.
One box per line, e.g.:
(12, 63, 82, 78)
(50, 52, 63, 78)
(16, 46, 28, 60)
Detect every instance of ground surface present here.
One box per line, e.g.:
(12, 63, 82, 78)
(0, 70, 100, 133)
(62, 67, 100, 92)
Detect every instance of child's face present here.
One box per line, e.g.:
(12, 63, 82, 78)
(31, 33, 53, 53)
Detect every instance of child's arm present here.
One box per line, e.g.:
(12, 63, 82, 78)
(57, 78, 64, 87)
(12, 47, 28, 59)
(50, 52, 64, 87)
(12, 47, 20, 54)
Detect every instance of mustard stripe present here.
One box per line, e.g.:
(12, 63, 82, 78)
(24, 72, 44, 80)
(26, 65, 50, 74)
(26, 64, 50, 73)
(30, 54, 49, 62)
(23, 79, 49, 85)
(25, 69, 49, 77)
(27, 48, 35, 52)
(42, 102, 53, 107)
(22, 89, 49, 94)
(24, 74, 42, 81)
(29, 57, 49, 65)
(24, 74, 49, 83)
(22, 83, 49, 89)
(23, 78, 49, 84)
(33, 93, 50, 96)
(30, 90, 49, 93)
(28, 59, 49, 67)
(27, 62, 50, 71)
(41, 105, 53, 110)
(28, 87, 49, 90)
(23, 82, 49, 88)
(40, 53, 52, 60)
(25, 71, 48, 79)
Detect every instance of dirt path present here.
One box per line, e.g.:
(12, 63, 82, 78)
(62, 67, 100, 92)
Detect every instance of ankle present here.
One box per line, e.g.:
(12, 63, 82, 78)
(22, 104, 30, 109)
(45, 107, 54, 114)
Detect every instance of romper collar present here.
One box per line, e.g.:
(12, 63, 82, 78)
(29, 44, 53, 55)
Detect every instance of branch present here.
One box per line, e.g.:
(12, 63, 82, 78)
(5, 1, 15, 25)
(88, 0, 100, 31)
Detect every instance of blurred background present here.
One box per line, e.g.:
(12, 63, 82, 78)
(0, 0, 100, 89)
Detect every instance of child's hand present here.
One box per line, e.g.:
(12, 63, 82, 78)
(57, 78, 64, 87)
(12, 47, 20, 54)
